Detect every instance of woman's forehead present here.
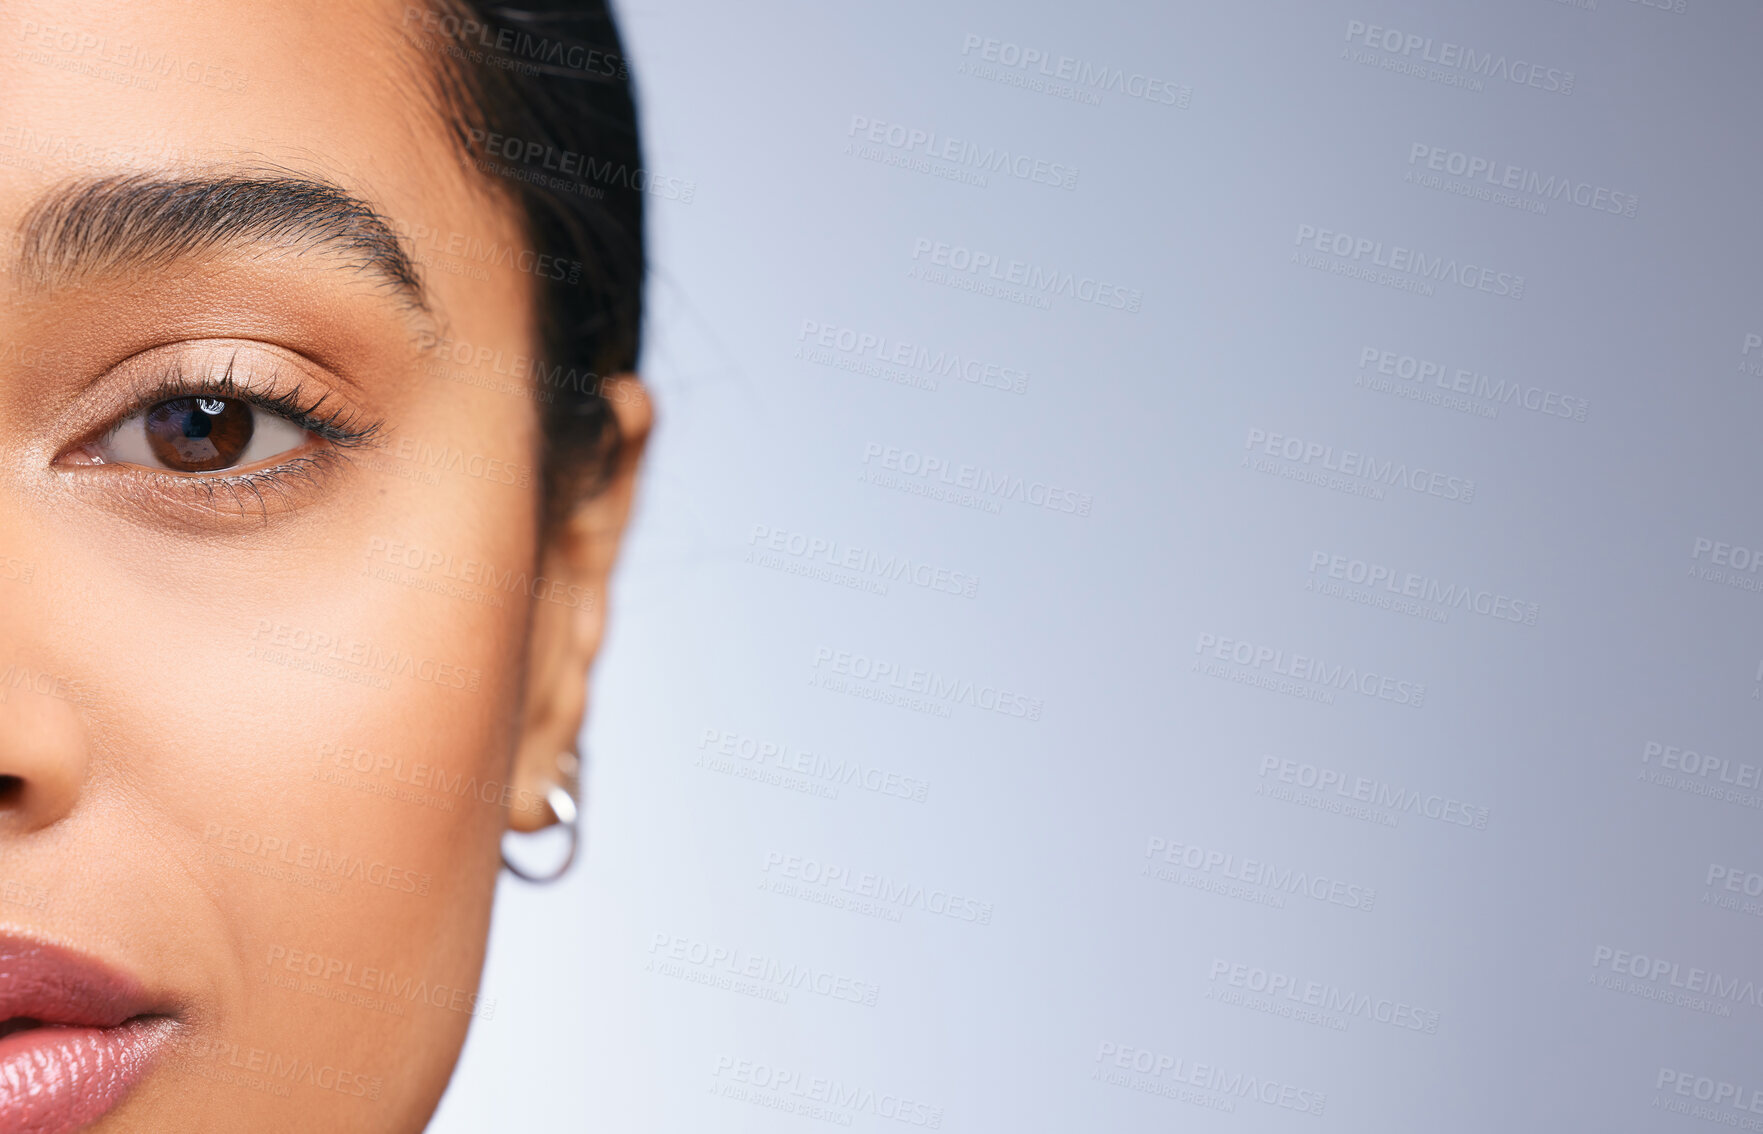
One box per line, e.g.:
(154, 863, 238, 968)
(2, 3, 506, 273)
(0, 0, 539, 379)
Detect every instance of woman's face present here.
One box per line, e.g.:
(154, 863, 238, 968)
(0, 1, 644, 1130)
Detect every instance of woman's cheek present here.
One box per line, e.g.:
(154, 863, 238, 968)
(69, 475, 531, 1127)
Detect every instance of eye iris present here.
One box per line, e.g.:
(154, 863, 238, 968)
(144, 397, 255, 472)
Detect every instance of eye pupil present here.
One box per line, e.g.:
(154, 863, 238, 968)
(145, 397, 255, 472)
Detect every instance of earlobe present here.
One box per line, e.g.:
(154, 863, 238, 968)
(505, 374, 651, 836)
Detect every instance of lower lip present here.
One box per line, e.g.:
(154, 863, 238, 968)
(0, 1015, 174, 1133)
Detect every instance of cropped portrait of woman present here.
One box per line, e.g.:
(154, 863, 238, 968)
(0, 0, 646, 1129)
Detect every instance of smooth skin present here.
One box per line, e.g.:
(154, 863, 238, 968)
(0, 0, 648, 1129)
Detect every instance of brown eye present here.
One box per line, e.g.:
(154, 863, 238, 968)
(91, 388, 313, 475)
(143, 397, 256, 472)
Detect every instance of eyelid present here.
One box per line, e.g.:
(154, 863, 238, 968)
(64, 340, 385, 460)
(50, 339, 388, 524)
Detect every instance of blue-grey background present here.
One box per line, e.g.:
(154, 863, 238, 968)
(435, 0, 1763, 1129)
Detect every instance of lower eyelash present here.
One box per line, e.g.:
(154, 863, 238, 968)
(163, 451, 350, 519)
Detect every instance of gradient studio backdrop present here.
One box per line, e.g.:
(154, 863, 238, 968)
(432, 1, 1763, 1130)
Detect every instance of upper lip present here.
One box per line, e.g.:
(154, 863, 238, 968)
(0, 935, 167, 1029)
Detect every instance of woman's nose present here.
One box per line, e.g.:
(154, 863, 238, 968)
(0, 677, 89, 832)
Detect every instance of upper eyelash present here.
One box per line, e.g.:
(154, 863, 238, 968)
(118, 350, 385, 450)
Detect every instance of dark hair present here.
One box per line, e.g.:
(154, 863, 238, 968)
(409, 1, 644, 527)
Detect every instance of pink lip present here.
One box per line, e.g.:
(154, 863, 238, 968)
(0, 938, 177, 1133)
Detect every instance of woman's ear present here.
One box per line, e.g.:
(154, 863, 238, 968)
(507, 375, 652, 833)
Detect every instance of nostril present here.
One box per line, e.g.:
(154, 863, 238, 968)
(0, 775, 22, 803)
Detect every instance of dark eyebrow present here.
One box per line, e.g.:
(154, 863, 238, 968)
(13, 173, 430, 313)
